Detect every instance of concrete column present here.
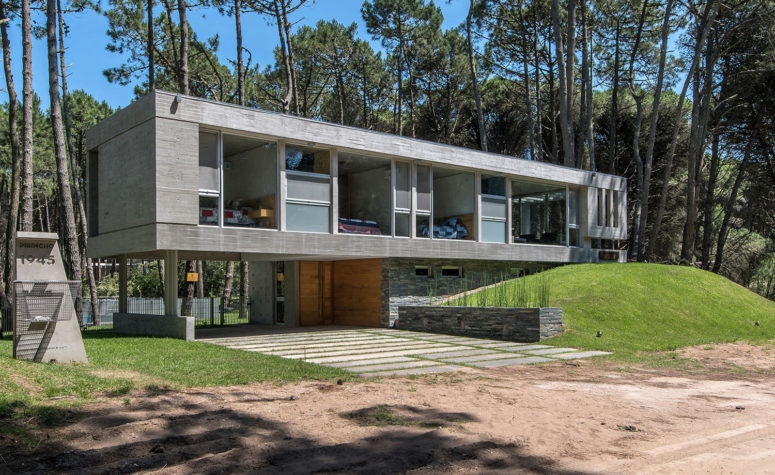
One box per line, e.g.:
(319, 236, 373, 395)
(164, 250, 178, 316)
(118, 254, 128, 314)
(506, 179, 513, 244)
(278, 142, 287, 231)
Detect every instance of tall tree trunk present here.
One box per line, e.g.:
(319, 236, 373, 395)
(583, 0, 595, 171)
(177, 0, 189, 94)
(608, 21, 620, 174)
(577, 0, 588, 168)
(222, 260, 234, 306)
(519, 3, 534, 161)
(20, 0, 34, 232)
(239, 260, 248, 320)
(273, 3, 293, 113)
(547, 34, 558, 164)
(532, 6, 543, 161)
(279, 0, 299, 115)
(565, 0, 576, 165)
(47, 0, 82, 318)
(712, 115, 760, 274)
(645, 0, 720, 261)
(235, 0, 244, 105)
(57, 0, 100, 323)
(552, 0, 574, 166)
(466, 0, 487, 152)
(148, 0, 154, 90)
(700, 132, 720, 269)
(1, 0, 21, 300)
(181, 260, 196, 315)
(636, 0, 673, 260)
(196, 260, 204, 298)
(158, 258, 164, 297)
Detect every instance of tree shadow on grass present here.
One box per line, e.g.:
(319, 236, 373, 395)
(2, 398, 592, 474)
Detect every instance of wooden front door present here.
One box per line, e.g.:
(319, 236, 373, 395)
(298, 261, 333, 326)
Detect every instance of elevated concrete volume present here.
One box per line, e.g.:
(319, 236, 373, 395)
(13, 232, 88, 363)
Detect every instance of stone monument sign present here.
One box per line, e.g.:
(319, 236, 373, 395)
(13, 232, 88, 363)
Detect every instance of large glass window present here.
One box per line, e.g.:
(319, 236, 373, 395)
(338, 153, 391, 236)
(285, 145, 331, 233)
(512, 180, 567, 245)
(415, 165, 431, 238)
(394, 161, 411, 237)
(222, 134, 277, 229)
(198, 131, 220, 226)
(431, 167, 475, 240)
(481, 175, 507, 243)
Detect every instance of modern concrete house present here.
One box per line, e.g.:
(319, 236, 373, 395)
(86, 91, 627, 331)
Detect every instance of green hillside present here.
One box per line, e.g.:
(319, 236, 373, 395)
(464, 263, 775, 356)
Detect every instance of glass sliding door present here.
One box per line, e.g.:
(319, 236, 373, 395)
(285, 146, 331, 233)
(431, 167, 474, 240)
(222, 134, 278, 229)
(512, 179, 567, 245)
(198, 131, 220, 226)
(338, 153, 391, 235)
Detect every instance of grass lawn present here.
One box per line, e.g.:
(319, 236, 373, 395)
(0, 332, 349, 439)
(458, 263, 775, 361)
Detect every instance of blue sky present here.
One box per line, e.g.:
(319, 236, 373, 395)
(1, 0, 468, 110)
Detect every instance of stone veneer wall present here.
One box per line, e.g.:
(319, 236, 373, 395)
(397, 306, 563, 342)
(383, 258, 553, 326)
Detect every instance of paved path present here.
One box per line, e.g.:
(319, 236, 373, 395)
(199, 328, 611, 377)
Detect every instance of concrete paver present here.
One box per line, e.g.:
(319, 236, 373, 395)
(521, 347, 580, 356)
(199, 327, 609, 376)
(549, 350, 612, 360)
(470, 356, 555, 367)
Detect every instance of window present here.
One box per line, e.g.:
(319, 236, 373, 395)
(441, 266, 462, 277)
(415, 266, 431, 277)
(338, 153, 391, 236)
(285, 146, 330, 173)
(286, 145, 331, 233)
(568, 189, 581, 247)
(481, 175, 507, 243)
(222, 134, 277, 229)
(415, 165, 431, 238)
(394, 161, 411, 237)
(511, 180, 567, 246)
(198, 131, 220, 226)
(432, 167, 474, 240)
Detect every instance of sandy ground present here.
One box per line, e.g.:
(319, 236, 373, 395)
(3, 343, 775, 474)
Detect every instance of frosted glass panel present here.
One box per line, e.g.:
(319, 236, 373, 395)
(482, 220, 506, 243)
(286, 203, 329, 232)
(199, 132, 219, 192)
(481, 196, 506, 219)
(395, 162, 410, 210)
(416, 165, 431, 212)
(287, 174, 331, 203)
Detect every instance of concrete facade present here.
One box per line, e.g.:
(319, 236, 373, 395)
(86, 91, 629, 330)
(113, 313, 195, 341)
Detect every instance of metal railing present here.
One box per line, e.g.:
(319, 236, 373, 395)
(81, 296, 251, 331)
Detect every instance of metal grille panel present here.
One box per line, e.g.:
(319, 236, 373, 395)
(13, 281, 81, 361)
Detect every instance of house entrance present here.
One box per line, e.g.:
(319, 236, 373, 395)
(297, 259, 382, 327)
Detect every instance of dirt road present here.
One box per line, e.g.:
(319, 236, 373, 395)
(3, 343, 775, 474)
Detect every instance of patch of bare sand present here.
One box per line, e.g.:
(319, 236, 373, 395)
(678, 341, 775, 371)
(3, 357, 775, 474)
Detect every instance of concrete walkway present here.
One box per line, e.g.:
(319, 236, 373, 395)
(198, 328, 611, 377)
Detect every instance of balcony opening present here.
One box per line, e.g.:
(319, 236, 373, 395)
(430, 167, 474, 240)
(512, 180, 567, 245)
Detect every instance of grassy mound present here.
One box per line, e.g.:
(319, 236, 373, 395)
(463, 263, 775, 356)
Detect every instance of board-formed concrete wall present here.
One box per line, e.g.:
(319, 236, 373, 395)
(396, 306, 563, 342)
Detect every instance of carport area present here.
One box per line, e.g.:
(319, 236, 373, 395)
(197, 327, 610, 377)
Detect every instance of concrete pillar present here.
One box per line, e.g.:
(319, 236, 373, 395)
(118, 254, 128, 314)
(164, 250, 178, 316)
